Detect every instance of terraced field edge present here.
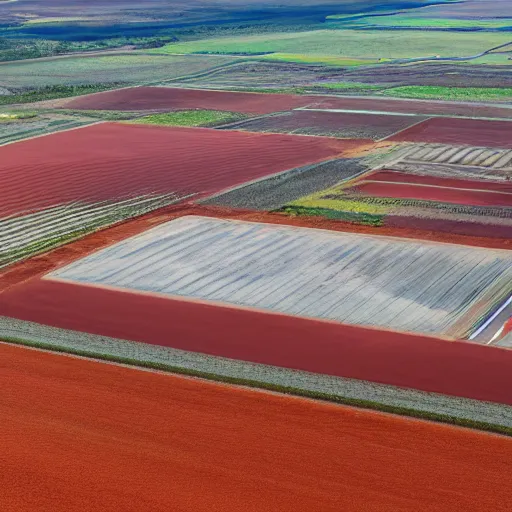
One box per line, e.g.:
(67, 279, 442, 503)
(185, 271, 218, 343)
(1, 320, 511, 437)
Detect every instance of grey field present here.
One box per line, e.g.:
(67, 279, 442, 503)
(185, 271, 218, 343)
(49, 216, 512, 338)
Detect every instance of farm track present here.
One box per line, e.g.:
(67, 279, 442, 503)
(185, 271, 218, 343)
(2, 342, 512, 512)
(1, 317, 512, 431)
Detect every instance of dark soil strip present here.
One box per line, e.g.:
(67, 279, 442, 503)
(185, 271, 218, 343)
(203, 158, 369, 210)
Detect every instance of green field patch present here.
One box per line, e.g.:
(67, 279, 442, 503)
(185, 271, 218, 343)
(154, 29, 512, 61)
(382, 85, 512, 101)
(0, 83, 121, 106)
(276, 205, 384, 226)
(257, 53, 376, 67)
(128, 110, 247, 127)
(316, 82, 384, 91)
(353, 15, 512, 30)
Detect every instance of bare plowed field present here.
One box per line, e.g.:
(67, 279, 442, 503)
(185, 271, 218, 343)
(388, 117, 512, 149)
(219, 110, 425, 140)
(369, 171, 512, 193)
(350, 181, 512, 207)
(309, 97, 512, 119)
(0, 123, 359, 217)
(60, 86, 318, 114)
(3, 274, 512, 405)
(3, 343, 512, 512)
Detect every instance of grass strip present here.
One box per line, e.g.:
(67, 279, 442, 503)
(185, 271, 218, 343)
(0, 83, 123, 106)
(382, 86, 512, 102)
(2, 335, 511, 437)
(128, 110, 248, 127)
(276, 205, 384, 226)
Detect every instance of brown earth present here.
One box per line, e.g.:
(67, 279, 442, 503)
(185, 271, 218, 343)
(2, 342, 512, 512)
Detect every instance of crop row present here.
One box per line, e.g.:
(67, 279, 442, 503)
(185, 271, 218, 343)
(321, 194, 512, 219)
(396, 143, 512, 169)
(0, 193, 181, 268)
(49, 216, 512, 338)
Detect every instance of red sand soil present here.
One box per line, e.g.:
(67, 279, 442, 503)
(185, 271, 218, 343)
(60, 86, 512, 119)
(351, 181, 512, 207)
(386, 215, 512, 240)
(369, 170, 512, 193)
(60, 86, 317, 113)
(0, 123, 362, 218)
(1, 204, 510, 292)
(3, 343, 512, 512)
(3, 276, 512, 405)
(387, 117, 512, 148)
(313, 96, 512, 119)
(230, 109, 425, 140)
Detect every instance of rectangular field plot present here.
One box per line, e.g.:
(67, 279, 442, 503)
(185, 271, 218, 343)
(218, 110, 425, 140)
(387, 117, 512, 149)
(0, 123, 355, 218)
(48, 216, 512, 338)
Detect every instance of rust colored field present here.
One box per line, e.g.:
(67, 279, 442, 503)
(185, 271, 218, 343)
(387, 117, 512, 148)
(2, 343, 512, 512)
(60, 86, 317, 113)
(0, 123, 359, 217)
(1, 204, 510, 293)
(60, 86, 512, 119)
(220, 109, 424, 140)
(386, 215, 512, 240)
(369, 170, 512, 193)
(313, 96, 512, 119)
(350, 181, 512, 207)
(3, 276, 512, 405)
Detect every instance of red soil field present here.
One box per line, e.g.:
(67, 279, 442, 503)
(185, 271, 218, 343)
(3, 343, 512, 512)
(226, 109, 425, 140)
(0, 123, 361, 218)
(3, 276, 512, 406)
(313, 96, 512, 119)
(61, 86, 317, 113)
(369, 170, 512, 193)
(387, 117, 512, 148)
(1, 204, 510, 293)
(60, 86, 512, 119)
(386, 215, 512, 240)
(350, 181, 512, 207)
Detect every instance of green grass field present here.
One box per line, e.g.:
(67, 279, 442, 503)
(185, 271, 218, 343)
(153, 29, 512, 60)
(129, 110, 247, 127)
(329, 14, 512, 30)
(383, 85, 512, 101)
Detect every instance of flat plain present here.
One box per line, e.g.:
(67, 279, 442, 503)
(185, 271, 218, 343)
(3, 343, 512, 512)
(47, 216, 512, 338)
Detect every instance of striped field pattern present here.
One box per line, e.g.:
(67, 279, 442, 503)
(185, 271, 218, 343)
(392, 143, 512, 172)
(48, 216, 512, 338)
(0, 193, 182, 269)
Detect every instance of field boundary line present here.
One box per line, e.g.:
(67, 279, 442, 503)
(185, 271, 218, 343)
(297, 108, 512, 123)
(0, 120, 104, 147)
(0, 324, 511, 437)
(376, 116, 432, 143)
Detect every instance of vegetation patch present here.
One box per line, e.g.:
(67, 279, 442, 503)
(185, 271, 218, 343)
(0, 83, 122, 106)
(383, 85, 512, 101)
(129, 110, 248, 127)
(275, 205, 384, 226)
